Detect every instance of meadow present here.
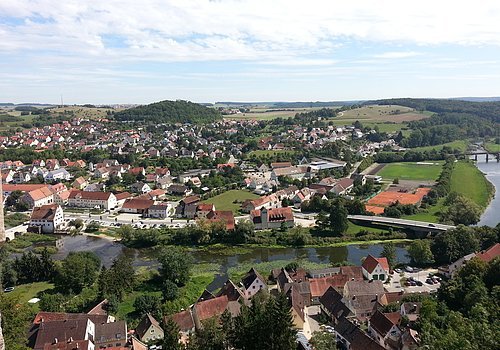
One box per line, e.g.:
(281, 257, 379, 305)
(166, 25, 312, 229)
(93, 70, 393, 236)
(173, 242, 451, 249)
(376, 161, 444, 181)
(202, 189, 260, 213)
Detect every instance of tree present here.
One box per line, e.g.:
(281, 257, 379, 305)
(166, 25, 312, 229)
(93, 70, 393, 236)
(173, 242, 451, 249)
(310, 331, 337, 350)
(380, 242, 397, 268)
(158, 247, 193, 286)
(187, 318, 225, 350)
(133, 295, 162, 319)
(39, 293, 67, 312)
(162, 280, 179, 301)
(328, 200, 349, 236)
(407, 240, 434, 266)
(0, 295, 33, 350)
(163, 317, 182, 350)
(55, 251, 101, 294)
(431, 226, 480, 264)
(440, 195, 482, 225)
(69, 218, 84, 229)
(99, 255, 135, 300)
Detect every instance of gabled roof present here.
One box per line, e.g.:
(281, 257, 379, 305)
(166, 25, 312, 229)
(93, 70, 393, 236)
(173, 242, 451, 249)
(31, 204, 60, 221)
(121, 198, 154, 210)
(68, 190, 113, 201)
(369, 310, 399, 337)
(362, 255, 389, 274)
(319, 286, 352, 320)
(345, 280, 385, 297)
(135, 314, 162, 339)
(476, 243, 500, 263)
(170, 311, 194, 332)
(95, 320, 127, 344)
(217, 279, 245, 301)
(241, 268, 266, 289)
(336, 317, 385, 350)
(194, 295, 229, 321)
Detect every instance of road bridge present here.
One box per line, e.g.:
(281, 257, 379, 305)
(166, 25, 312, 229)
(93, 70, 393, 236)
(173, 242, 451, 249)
(347, 215, 455, 233)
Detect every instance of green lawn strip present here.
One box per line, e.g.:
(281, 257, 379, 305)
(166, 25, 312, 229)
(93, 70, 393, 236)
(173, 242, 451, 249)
(4, 213, 29, 228)
(484, 142, 500, 153)
(377, 161, 444, 181)
(248, 149, 298, 157)
(7, 282, 54, 304)
(346, 222, 388, 235)
(403, 198, 445, 223)
(450, 161, 493, 208)
(202, 190, 260, 213)
(409, 140, 468, 153)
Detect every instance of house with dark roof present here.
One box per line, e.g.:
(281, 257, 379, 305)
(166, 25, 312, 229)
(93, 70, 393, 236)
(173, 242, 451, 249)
(250, 207, 294, 230)
(217, 279, 245, 301)
(240, 268, 268, 298)
(319, 286, 352, 324)
(95, 320, 127, 348)
(175, 195, 200, 218)
(32, 318, 95, 350)
(335, 317, 385, 350)
(367, 310, 401, 349)
(135, 314, 163, 343)
(362, 255, 390, 281)
(29, 204, 64, 234)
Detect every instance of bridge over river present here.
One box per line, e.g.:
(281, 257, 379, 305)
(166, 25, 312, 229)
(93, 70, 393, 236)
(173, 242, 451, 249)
(348, 215, 455, 233)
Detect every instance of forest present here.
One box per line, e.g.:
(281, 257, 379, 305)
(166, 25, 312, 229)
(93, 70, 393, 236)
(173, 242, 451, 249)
(113, 100, 222, 124)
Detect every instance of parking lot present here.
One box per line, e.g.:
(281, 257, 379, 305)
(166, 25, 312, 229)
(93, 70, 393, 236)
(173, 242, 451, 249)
(385, 267, 441, 294)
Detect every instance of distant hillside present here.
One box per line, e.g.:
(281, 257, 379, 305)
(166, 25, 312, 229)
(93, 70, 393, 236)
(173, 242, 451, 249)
(215, 101, 362, 108)
(366, 98, 500, 123)
(113, 100, 221, 124)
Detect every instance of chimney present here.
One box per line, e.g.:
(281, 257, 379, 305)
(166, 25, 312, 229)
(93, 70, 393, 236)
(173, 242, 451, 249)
(53, 338, 58, 344)
(352, 295, 356, 300)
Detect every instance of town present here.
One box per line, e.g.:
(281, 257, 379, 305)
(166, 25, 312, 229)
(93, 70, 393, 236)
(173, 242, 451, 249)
(0, 98, 499, 350)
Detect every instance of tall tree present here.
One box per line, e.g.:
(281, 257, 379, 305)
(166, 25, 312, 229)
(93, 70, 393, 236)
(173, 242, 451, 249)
(310, 331, 337, 350)
(55, 251, 101, 294)
(163, 316, 183, 350)
(407, 240, 434, 265)
(158, 247, 193, 286)
(328, 200, 349, 236)
(380, 242, 397, 268)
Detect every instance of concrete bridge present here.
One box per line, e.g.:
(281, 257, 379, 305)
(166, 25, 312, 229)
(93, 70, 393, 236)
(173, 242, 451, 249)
(463, 151, 500, 162)
(347, 215, 455, 233)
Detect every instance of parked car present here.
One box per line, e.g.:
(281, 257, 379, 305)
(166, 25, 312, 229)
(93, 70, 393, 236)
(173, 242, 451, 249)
(405, 266, 414, 272)
(416, 281, 423, 286)
(394, 268, 402, 273)
(3, 287, 15, 293)
(426, 278, 434, 285)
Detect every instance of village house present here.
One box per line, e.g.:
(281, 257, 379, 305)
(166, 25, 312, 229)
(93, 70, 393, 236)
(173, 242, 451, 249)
(367, 310, 402, 349)
(22, 186, 55, 208)
(362, 255, 390, 281)
(240, 268, 268, 298)
(130, 181, 152, 194)
(120, 198, 154, 215)
(335, 317, 385, 350)
(135, 314, 164, 343)
(206, 210, 236, 231)
(147, 204, 170, 218)
(44, 168, 72, 182)
(319, 286, 353, 324)
(68, 191, 117, 210)
(250, 206, 294, 230)
(175, 195, 201, 218)
(29, 204, 64, 234)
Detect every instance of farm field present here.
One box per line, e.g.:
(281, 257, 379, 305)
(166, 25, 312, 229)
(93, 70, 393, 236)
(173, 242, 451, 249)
(50, 106, 118, 119)
(409, 140, 469, 153)
(450, 161, 492, 208)
(337, 105, 431, 123)
(202, 189, 260, 214)
(377, 161, 444, 181)
(225, 108, 309, 120)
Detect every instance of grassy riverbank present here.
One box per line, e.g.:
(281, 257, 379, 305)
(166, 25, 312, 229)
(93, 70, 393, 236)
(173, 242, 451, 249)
(451, 161, 494, 208)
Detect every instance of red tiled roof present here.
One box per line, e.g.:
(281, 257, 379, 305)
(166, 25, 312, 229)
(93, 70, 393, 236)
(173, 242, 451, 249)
(309, 276, 350, 297)
(194, 295, 229, 321)
(3, 184, 46, 192)
(114, 192, 132, 200)
(30, 204, 59, 221)
(206, 210, 235, 230)
(170, 311, 194, 332)
(476, 243, 500, 263)
(362, 255, 389, 274)
(68, 190, 112, 201)
(122, 199, 154, 210)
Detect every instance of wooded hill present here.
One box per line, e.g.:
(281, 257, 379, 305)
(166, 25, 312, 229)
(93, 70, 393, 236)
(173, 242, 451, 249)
(113, 100, 222, 124)
(366, 98, 500, 123)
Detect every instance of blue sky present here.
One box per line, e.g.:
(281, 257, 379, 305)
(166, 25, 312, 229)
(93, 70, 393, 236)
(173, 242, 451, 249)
(1, 0, 500, 104)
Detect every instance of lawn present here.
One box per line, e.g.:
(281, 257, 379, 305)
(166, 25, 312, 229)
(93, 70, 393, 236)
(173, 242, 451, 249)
(450, 161, 492, 208)
(484, 142, 500, 153)
(377, 161, 444, 181)
(6, 282, 54, 304)
(4, 213, 29, 228)
(410, 140, 469, 153)
(403, 198, 445, 223)
(203, 190, 260, 213)
(248, 149, 297, 157)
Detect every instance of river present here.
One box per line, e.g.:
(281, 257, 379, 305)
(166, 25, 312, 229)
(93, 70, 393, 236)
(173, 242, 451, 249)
(50, 235, 409, 291)
(475, 154, 500, 227)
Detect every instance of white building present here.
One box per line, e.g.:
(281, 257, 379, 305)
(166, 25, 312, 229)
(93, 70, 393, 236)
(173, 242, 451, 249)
(361, 255, 390, 281)
(29, 204, 64, 234)
(68, 191, 117, 210)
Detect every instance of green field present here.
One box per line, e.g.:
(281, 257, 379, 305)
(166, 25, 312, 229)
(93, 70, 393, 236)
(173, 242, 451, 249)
(248, 149, 297, 157)
(484, 142, 500, 153)
(377, 161, 444, 181)
(336, 105, 430, 123)
(203, 190, 260, 213)
(450, 161, 492, 208)
(404, 198, 445, 223)
(410, 140, 469, 153)
(6, 282, 54, 304)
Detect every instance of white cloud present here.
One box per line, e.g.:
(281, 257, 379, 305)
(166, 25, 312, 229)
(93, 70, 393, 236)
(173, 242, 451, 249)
(373, 51, 421, 59)
(1, 0, 500, 63)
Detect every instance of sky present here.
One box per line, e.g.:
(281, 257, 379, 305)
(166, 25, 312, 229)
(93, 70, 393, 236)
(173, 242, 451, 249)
(1, 0, 500, 104)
